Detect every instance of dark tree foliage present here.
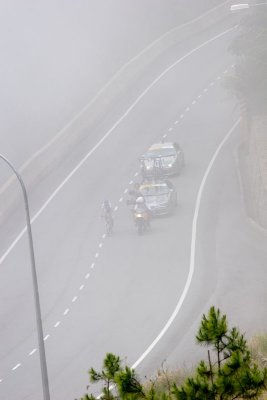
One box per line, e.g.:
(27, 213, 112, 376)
(78, 353, 144, 400)
(77, 308, 267, 400)
(228, 7, 267, 115)
(172, 307, 267, 399)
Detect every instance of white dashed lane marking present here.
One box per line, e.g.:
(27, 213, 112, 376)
(198, 94, 202, 98)
(114, 206, 119, 211)
(12, 364, 21, 371)
(0, 61, 235, 380)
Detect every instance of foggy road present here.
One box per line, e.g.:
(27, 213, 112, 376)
(0, 4, 266, 400)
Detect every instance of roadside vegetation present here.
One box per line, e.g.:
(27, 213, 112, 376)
(226, 6, 267, 227)
(77, 307, 267, 400)
(227, 6, 267, 117)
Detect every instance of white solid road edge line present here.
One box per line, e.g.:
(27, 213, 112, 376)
(131, 118, 241, 370)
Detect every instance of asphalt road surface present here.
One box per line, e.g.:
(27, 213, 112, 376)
(0, 10, 266, 400)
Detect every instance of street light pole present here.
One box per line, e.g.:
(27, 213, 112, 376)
(0, 154, 50, 400)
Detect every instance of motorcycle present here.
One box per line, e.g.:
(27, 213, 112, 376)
(133, 208, 150, 235)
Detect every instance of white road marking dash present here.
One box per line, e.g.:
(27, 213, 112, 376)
(63, 308, 70, 316)
(72, 296, 78, 302)
(12, 364, 21, 371)
(79, 285, 84, 291)
(29, 348, 37, 356)
(44, 335, 50, 341)
(54, 321, 61, 328)
(85, 273, 90, 279)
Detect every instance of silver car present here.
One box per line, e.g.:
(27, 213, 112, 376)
(140, 142, 184, 178)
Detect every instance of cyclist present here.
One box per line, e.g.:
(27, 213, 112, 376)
(101, 200, 113, 235)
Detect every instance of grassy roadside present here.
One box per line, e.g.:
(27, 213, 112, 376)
(141, 334, 267, 397)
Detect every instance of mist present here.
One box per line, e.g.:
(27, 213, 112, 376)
(0, 0, 222, 170)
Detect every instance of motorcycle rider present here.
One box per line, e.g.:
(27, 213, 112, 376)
(133, 196, 150, 226)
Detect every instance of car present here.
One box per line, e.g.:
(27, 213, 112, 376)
(139, 141, 184, 178)
(138, 179, 178, 216)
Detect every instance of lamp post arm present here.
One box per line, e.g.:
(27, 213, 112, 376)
(0, 154, 50, 400)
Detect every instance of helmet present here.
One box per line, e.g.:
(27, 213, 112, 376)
(136, 196, 144, 204)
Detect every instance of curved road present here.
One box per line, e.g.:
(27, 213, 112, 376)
(0, 12, 266, 400)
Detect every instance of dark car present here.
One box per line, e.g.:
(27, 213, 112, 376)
(138, 179, 178, 216)
(139, 142, 184, 178)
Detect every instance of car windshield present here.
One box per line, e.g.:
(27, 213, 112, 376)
(140, 184, 169, 196)
(145, 194, 169, 204)
(149, 147, 176, 157)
